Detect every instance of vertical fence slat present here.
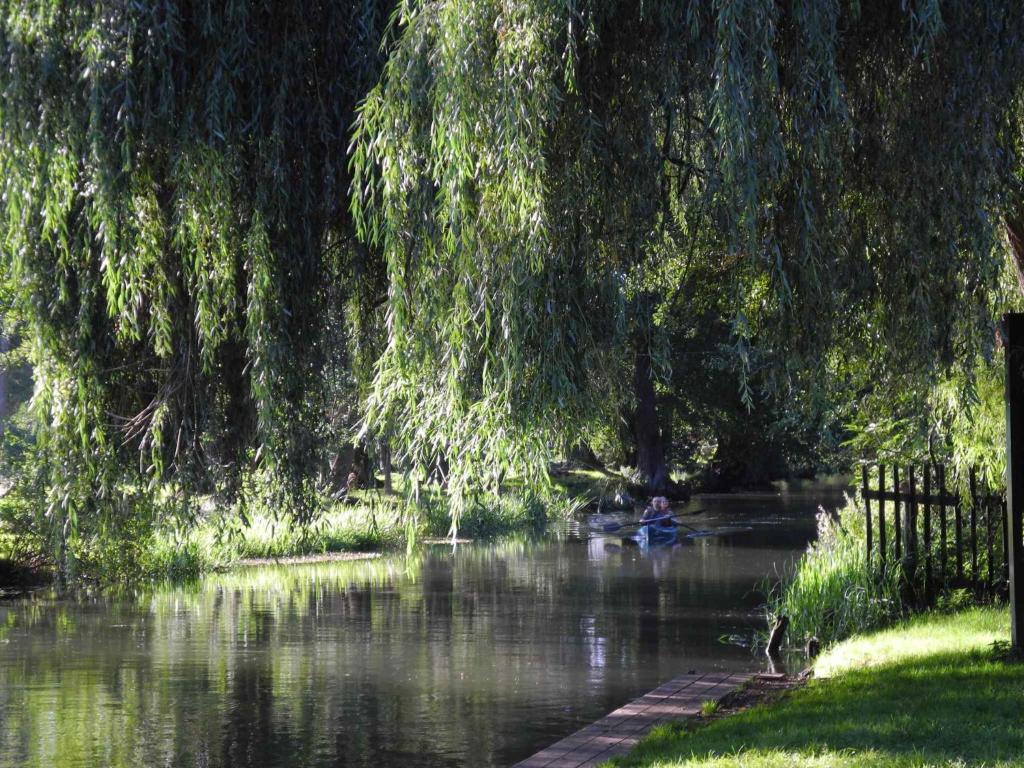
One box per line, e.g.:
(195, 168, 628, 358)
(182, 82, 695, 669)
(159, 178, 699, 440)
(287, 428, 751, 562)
(923, 463, 932, 604)
(862, 464, 873, 561)
(893, 465, 902, 563)
(955, 489, 964, 583)
(878, 463, 887, 571)
(969, 468, 979, 592)
(939, 464, 948, 584)
(907, 465, 918, 591)
(987, 494, 996, 595)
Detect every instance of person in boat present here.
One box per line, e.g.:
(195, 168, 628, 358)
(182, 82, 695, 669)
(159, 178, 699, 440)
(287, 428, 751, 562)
(640, 496, 675, 527)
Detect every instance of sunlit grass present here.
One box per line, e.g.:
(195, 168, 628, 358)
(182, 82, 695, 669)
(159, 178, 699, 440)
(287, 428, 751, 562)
(224, 507, 401, 559)
(814, 606, 1008, 677)
(608, 607, 1024, 768)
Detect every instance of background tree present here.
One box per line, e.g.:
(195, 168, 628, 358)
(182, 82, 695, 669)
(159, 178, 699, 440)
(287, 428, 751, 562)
(0, 1, 393, 575)
(353, 0, 1024, 508)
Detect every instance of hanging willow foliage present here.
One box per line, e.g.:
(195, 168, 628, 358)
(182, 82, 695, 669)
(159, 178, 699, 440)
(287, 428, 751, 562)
(0, 1, 392, 559)
(2, 0, 1024, 550)
(351, 0, 630, 526)
(352, 0, 1024, 524)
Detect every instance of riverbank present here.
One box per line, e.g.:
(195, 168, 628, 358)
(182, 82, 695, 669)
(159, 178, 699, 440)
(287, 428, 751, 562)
(608, 606, 1022, 767)
(0, 475, 582, 585)
(1, 467, 829, 586)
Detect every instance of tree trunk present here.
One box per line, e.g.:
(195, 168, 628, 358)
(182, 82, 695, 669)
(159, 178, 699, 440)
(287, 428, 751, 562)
(352, 441, 372, 488)
(633, 337, 671, 495)
(567, 441, 602, 469)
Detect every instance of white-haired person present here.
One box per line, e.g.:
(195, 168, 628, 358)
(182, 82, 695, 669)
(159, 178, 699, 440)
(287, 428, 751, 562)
(640, 496, 675, 528)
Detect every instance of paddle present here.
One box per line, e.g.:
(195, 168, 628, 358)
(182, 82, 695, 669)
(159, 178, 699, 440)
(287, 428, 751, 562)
(596, 511, 704, 533)
(591, 511, 753, 540)
(684, 526, 754, 538)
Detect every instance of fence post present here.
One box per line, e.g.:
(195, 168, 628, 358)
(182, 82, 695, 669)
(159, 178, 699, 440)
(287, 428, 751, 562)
(893, 465, 902, 563)
(862, 464, 873, 561)
(906, 465, 918, 593)
(1002, 312, 1024, 648)
(923, 463, 932, 605)
(878, 464, 887, 571)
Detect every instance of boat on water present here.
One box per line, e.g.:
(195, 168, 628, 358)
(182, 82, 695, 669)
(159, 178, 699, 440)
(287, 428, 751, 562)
(631, 522, 679, 546)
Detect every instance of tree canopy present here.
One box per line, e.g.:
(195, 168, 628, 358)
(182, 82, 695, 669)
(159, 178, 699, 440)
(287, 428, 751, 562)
(352, 0, 1024, 509)
(2, 0, 1024, 551)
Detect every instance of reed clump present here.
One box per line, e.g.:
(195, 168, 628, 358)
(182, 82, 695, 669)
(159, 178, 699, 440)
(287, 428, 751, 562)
(766, 498, 903, 648)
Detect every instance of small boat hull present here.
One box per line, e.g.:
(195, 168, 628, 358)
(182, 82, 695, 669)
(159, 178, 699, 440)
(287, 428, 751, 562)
(634, 523, 678, 546)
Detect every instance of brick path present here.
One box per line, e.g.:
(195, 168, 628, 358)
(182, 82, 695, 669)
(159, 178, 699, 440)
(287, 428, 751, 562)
(512, 671, 753, 768)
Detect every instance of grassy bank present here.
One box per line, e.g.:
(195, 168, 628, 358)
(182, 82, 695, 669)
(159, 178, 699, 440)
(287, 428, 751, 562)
(144, 503, 404, 579)
(609, 606, 1023, 767)
(1, 471, 602, 584)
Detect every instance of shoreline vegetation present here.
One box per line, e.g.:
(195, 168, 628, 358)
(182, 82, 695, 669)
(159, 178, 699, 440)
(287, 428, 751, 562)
(0, 468, 625, 587)
(0, 468, 850, 588)
(607, 606, 1021, 768)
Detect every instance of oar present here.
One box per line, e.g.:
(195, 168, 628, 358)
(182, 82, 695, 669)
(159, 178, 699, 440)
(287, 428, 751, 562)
(684, 525, 754, 538)
(597, 511, 704, 533)
(596, 517, 753, 538)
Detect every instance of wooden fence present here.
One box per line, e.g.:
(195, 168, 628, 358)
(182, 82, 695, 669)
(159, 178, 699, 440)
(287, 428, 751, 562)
(861, 464, 1009, 604)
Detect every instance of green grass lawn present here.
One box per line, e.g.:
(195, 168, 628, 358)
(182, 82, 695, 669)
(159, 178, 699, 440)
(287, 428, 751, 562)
(608, 607, 1024, 767)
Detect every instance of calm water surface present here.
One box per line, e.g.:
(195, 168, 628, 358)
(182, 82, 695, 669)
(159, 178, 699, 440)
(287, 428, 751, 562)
(0, 487, 845, 767)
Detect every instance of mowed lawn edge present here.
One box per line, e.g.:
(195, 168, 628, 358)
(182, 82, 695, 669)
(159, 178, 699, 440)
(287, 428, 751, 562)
(605, 607, 1024, 768)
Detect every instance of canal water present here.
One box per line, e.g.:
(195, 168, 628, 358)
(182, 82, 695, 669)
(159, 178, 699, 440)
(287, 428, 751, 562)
(0, 487, 845, 768)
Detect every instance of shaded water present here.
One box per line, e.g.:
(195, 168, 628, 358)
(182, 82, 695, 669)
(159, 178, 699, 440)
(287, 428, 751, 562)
(0, 487, 845, 767)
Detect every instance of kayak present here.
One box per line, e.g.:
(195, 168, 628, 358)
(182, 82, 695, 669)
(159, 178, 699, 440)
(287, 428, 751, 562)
(633, 522, 678, 546)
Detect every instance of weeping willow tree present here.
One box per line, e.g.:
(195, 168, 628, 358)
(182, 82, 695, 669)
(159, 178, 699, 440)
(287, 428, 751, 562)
(352, 0, 1024, 510)
(3, 0, 1024, 559)
(0, 1, 393, 574)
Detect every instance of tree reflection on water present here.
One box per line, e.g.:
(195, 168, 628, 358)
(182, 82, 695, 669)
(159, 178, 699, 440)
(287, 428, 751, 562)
(0, 492, 839, 768)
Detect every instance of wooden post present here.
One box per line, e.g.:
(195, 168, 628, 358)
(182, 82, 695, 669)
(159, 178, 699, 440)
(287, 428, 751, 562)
(1003, 312, 1024, 648)
(893, 465, 902, 563)
(939, 464, 948, 584)
(862, 465, 873, 560)
(1004, 498, 1011, 591)
(766, 615, 789, 659)
(969, 468, 979, 591)
(923, 463, 933, 604)
(878, 464, 887, 569)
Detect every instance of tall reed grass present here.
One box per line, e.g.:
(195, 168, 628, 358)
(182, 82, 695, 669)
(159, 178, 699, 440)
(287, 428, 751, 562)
(765, 497, 903, 648)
